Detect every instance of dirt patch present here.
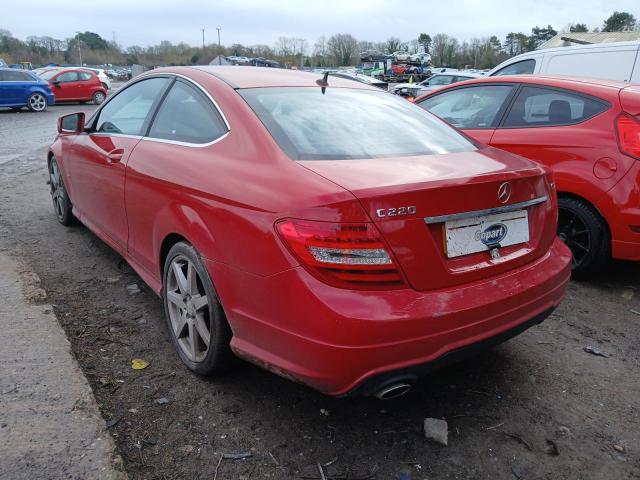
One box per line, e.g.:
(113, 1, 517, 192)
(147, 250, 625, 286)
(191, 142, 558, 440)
(0, 162, 638, 479)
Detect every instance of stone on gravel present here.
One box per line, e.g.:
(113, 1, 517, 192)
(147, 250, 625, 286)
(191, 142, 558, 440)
(155, 397, 170, 405)
(583, 346, 611, 358)
(423, 418, 448, 446)
(126, 284, 141, 295)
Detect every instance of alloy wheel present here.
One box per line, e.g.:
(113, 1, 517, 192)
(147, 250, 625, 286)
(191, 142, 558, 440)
(166, 255, 212, 363)
(49, 160, 66, 221)
(94, 92, 106, 104)
(558, 207, 591, 269)
(29, 93, 46, 111)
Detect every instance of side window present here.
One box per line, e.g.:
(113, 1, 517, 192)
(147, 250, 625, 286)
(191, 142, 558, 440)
(503, 86, 608, 128)
(3, 70, 33, 81)
(56, 72, 79, 83)
(418, 85, 514, 129)
(95, 77, 169, 135)
(148, 80, 228, 144)
(78, 72, 93, 81)
(492, 59, 536, 76)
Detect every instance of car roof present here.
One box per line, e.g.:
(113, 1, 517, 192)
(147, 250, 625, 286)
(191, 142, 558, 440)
(184, 66, 378, 90)
(416, 74, 629, 102)
(0, 67, 36, 76)
(432, 71, 482, 78)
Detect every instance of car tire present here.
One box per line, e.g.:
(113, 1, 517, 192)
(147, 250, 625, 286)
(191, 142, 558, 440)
(162, 242, 233, 376)
(93, 91, 106, 105)
(27, 92, 47, 112)
(557, 197, 609, 277)
(48, 157, 75, 226)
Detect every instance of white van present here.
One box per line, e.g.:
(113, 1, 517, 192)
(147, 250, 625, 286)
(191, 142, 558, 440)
(488, 41, 640, 83)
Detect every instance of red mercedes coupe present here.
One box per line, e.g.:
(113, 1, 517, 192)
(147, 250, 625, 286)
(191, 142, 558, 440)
(417, 75, 640, 276)
(48, 67, 570, 397)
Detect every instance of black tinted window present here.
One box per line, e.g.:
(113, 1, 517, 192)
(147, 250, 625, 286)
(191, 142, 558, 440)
(492, 59, 535, 76)
(503, 86, 608, 127)
(240, 87, 475, 160)
(95, 77, 169, 135)
(57, 71, 79, 82)
(419, 85, 514, 129)
(1, 70, 33, 81)
(148, 80, 228, 144)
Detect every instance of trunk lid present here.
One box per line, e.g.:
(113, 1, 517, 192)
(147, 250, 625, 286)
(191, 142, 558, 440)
(300, 146, 557, 291)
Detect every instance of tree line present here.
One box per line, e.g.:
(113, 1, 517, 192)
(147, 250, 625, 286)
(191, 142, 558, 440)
(0, 11, 636, 69)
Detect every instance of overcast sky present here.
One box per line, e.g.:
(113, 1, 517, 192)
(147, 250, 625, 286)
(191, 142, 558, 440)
(3, 0, 638, 48)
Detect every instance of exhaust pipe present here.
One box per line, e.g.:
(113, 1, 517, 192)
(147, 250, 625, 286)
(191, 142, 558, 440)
(374, 382, 412, 400)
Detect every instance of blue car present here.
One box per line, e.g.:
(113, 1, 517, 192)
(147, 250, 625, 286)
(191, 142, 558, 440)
(0, 68, 55, 112)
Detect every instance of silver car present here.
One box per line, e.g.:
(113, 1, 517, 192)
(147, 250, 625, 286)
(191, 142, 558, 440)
(392, 72, 481, 97)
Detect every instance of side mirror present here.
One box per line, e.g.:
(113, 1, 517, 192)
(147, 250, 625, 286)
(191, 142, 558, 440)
(52, 81, 61, 87)
(58, 112, 85, 134)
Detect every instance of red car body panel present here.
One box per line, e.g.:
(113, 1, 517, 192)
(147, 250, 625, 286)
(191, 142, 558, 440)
(48, 69, 106, 102)
(391, 64, 409, 75)
(416, 75, 640, 262)
(48, 67, 571, 394)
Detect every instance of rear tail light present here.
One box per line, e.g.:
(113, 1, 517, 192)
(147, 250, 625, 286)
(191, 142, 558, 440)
(276, 219, 405, 289)
(616, 114, 640, 160)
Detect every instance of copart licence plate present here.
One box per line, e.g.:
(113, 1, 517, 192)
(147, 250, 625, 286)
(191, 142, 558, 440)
(445, 210, 529, 258)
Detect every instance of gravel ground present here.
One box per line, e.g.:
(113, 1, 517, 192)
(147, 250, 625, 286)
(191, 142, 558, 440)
(0, 99, 638, 479)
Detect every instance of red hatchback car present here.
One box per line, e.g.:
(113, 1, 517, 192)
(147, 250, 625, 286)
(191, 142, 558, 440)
(40, 68, 107, 105)
(417, 75, 640, 275)
(47, 67, 571, 397)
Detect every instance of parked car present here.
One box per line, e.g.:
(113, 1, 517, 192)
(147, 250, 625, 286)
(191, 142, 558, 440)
(417, 74, 640, 275)
(48, 67, 570, 397)
(409, 52, 432, 64)
(40, 69, 106, 104)
(392, 51, 411, 62)
(391, 64, 410, 76)
(360, 50, 386, 62)
(0, 67, 55, 112)
(488, 40, 640, 83)
(393, 72, 481, 97)
(0, 58, 7, 67)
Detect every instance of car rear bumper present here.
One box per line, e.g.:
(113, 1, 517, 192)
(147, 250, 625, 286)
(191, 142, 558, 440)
(208, 238, 571, 396)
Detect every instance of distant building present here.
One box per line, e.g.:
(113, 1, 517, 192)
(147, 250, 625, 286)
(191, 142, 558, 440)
(209, 56, 232, 66)
(539, 32, 640, 49)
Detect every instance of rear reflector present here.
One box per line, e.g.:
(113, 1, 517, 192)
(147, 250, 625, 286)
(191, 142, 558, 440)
(616, 114, 640, 160)
(276, 219, 404, 289)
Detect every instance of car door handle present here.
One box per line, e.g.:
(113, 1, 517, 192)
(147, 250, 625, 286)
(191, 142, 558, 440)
(107, 148, 125, 163)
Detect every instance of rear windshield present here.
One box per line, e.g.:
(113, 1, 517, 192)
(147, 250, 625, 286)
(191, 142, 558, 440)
(239, 87, 476, 160)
